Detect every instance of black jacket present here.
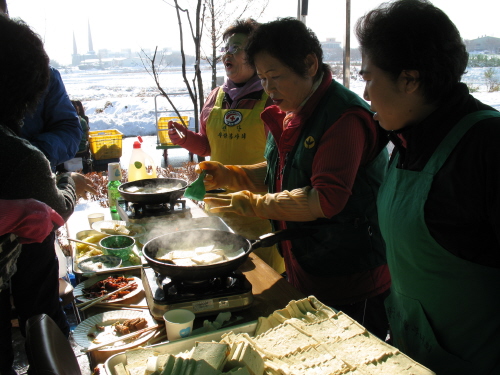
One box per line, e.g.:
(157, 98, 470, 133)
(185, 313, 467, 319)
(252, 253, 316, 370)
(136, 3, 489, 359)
(389, 83, 500, 267)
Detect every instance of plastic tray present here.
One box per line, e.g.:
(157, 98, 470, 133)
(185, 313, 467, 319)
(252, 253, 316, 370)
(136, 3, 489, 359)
(105, 321, 257, 375)
(89, 129, 123, 160)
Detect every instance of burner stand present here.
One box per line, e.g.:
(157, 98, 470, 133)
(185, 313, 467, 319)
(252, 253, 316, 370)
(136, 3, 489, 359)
(117, 199, 192, 223)
(141, 267, 253, 320)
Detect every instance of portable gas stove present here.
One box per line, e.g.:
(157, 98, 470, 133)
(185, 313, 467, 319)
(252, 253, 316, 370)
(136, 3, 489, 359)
(117, 198, 192, 224)
(141, 267, 254, 320)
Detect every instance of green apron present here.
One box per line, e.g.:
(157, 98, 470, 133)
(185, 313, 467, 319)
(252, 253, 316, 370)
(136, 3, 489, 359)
(378, 111, 500, 375)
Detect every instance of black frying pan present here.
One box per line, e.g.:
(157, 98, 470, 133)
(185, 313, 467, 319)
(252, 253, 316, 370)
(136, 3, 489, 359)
(118, 178, 188, 204)
(142, 228, 308, 281)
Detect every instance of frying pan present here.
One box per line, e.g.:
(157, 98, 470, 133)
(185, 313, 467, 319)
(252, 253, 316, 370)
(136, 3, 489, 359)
(118, 178, 188, 204)
(142, 228, 312, 281)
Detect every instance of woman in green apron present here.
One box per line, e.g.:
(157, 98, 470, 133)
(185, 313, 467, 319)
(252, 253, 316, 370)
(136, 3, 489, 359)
(356, 1, 500, 373)
(167, 19, 284, 274)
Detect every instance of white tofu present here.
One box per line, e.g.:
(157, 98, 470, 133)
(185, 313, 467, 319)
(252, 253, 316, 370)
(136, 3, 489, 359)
(145, 356, 158, 374)
(125, 362, 147, 375)
(172, 258, 197, 267)
(194, 245, 215, 254)
(191, 253, 224, 265)
(170, 250, 196, 259)
(114, 363, 128, 375)
(125, 186, 142, 193)
(191, 342, 229, 371)
(125, 348, 158, 365)
(158, 354, 176, 373)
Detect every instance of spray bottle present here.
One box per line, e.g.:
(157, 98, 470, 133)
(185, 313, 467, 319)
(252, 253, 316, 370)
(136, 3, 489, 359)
(128, 136, 157, 182)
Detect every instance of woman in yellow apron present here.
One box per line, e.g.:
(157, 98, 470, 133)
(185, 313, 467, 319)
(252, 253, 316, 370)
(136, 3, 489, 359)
(168, 19, 284, 274)
(357, 1, 500, 373)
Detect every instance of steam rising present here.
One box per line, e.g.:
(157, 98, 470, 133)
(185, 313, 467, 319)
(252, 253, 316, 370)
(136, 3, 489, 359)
(142, 218, 247, 267)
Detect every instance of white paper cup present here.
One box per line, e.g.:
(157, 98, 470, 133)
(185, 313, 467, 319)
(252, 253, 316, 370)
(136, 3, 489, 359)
(163, 309, 195, 341)
(87, 213, 105, 227)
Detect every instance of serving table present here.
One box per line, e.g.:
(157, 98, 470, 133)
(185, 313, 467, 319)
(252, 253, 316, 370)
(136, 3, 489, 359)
(65, 199, 305, 369)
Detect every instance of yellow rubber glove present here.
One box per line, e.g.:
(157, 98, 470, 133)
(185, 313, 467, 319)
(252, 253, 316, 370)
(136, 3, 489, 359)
(204, 187, 326, 222)
(195, 161, 268, 192)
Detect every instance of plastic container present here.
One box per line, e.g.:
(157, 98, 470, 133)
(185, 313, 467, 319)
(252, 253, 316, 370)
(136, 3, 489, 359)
(127, 136, 157, 182)
(107, 162, 122, 214)
(89, 129, 123, 160)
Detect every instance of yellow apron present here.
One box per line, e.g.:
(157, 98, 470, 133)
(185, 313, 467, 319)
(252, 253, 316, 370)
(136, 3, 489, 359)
(205, 89, 285, 274)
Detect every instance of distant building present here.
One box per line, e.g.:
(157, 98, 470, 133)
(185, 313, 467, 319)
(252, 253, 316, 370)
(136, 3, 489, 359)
(72, 20, 98, 68)
(465, 36, 500, 54)
(321, 38, 343, 62)
(71, 22, 171, 69)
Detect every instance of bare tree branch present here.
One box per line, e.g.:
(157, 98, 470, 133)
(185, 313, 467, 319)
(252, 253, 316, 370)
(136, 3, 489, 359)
(140, 47, 187, 127)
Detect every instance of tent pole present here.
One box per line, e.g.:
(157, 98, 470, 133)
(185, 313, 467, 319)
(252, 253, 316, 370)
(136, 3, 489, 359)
(343, 0, 351, 88)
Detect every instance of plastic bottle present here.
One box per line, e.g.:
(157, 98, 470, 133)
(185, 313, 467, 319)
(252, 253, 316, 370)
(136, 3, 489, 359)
(108, 162, 122, 215)
(128, 136, 157, 182)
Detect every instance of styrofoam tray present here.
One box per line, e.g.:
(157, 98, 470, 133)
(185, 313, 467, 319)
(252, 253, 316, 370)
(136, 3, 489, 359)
(105, 321, 257, 375)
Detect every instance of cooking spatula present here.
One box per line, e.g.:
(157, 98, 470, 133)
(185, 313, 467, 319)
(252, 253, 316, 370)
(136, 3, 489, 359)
(184, 170, 207, 201)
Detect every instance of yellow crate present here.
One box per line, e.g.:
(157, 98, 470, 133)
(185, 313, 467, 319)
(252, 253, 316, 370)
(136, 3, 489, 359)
(88, 129, 123, 160)
(157, 116, 189, 146)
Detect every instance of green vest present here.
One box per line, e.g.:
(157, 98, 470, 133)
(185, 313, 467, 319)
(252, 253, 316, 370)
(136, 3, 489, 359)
(264, 80, 388, 276)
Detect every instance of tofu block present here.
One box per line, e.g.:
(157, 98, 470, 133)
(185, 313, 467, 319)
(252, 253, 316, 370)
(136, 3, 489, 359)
(191, 342, 229, 371)
(114, 363, 129, 375)
(236, 342, 264, 375)
(194, 245, 215, 254)
(126, 363, 146, 375)
(191, 253, 224, 265)
(158, 354, 176, 374)
(156, 354, 174, 372)
(126, 348, 158, 365)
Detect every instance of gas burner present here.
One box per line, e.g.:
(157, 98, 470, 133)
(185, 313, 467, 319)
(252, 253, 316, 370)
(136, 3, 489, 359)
(141, 267, 253, 319)
(117, 199, 191, 223)
(157, 272, 249, 301)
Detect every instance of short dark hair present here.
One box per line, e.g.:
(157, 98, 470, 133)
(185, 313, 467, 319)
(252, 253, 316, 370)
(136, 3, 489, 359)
(0, 0, 7, 14)
(245, 17, 325, 81)
(222, 18, 260, 42)
(0, 15, 50, 133)
(355, 0, 468, 104)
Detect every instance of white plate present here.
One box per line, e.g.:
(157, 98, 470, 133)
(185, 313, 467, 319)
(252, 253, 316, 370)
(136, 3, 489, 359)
(91, 220, 145, 240)
(74, 275, 143, 304)
(73, 310, 156, 351)
(77, 255, 122, 273)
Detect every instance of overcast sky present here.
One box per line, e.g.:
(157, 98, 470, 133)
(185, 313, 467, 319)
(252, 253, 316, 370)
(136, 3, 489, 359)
(6, 0, 499, 65)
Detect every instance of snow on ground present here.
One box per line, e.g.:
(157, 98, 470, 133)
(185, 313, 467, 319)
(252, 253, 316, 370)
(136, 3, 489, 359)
(61, 66, 500, 139)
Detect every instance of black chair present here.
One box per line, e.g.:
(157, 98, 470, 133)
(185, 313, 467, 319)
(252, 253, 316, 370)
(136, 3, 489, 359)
(25, 314, 82, 375)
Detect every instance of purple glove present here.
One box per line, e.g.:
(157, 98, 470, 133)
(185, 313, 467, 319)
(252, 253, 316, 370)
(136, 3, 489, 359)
(0, 199, 65, 244)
